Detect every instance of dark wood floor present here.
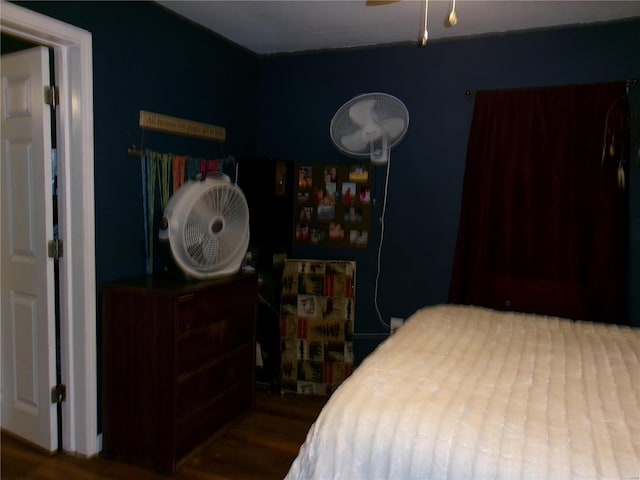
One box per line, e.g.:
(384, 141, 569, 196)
(1, 386, 327, 480)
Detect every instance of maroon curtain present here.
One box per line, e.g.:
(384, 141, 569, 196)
(449, 83, 628, 323)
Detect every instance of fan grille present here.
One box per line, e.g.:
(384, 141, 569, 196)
(330, 92, 409, 157)
(183, 184, 248, 268)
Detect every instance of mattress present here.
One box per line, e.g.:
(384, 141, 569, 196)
(285, 305, 640, 479)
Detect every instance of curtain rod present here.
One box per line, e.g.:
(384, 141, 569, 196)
(465, 78, 638, 96)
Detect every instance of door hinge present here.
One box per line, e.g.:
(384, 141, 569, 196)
(51, 384, 66, 404)
(44, 85, 59, 109)
(48, 239, 63, 260)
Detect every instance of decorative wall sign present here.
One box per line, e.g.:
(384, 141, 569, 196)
(294, 163, 372, 248)
(139, 110, 226, 142)
(280, 259, 355, 395)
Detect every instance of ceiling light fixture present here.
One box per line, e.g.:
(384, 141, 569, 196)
(418, 0, 429, 46)
(446, 0, 458, 27)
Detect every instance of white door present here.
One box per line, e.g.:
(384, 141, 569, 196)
(1, 46, 57, 452)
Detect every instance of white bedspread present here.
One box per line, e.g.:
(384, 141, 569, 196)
(285, 305, 640, 480)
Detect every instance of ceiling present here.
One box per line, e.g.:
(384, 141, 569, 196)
(156, 1, 640, 55)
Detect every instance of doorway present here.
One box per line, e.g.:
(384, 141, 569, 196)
(0, 3, 98, 457)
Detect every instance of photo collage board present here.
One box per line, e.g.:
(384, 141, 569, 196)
(294, 164, 372, 248)
(280, 259, 355, 395)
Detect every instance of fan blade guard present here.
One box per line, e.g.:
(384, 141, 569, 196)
(330, 92, 409, 164)
(379, 117, 406, 139)
(341, 129, 369, 152)
(348, 98, 376, 126)
(159, 175, 250, 279)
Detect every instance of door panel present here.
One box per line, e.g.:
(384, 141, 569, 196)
(1, 46, 57, 452)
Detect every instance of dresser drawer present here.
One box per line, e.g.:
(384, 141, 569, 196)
(176, 309, 254, 375)
(176, 341, 255, 417)
(175, 375, 254, 461)
(176, 276, 256, 335)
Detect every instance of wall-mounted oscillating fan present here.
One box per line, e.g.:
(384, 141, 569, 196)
(330, 92, 409, 164)
(158, 173, 249, 279)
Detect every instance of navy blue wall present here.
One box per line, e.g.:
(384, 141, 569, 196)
(15, 1, 261, 289)
(13, 0, 261, 432)
(13, 2, 640, 349)
(258, 19, 640, 344)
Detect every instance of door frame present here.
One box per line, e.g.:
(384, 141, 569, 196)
(1, 2, 98, 457)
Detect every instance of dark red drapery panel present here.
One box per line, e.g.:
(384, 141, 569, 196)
(449, 83, 628, 323)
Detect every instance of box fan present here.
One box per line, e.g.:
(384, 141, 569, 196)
(158, 173, 250, 279)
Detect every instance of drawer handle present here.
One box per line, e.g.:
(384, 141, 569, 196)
(177, 293, 195, 302)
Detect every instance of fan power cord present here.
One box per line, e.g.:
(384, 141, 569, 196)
(258, 293, 280, 315)
(374, 154, 393, 330)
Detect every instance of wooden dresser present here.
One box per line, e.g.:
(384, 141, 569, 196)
(101, 273, 258, 473)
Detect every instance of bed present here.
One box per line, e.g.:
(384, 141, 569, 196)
(284, 304, 640, 479)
